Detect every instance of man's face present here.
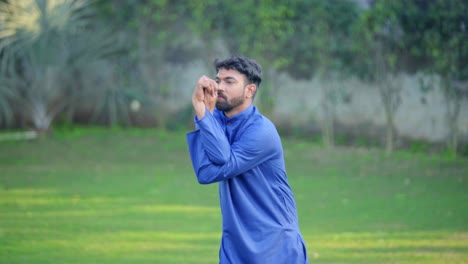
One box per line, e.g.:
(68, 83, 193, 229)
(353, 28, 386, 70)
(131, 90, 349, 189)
(215, 68, 248, 113)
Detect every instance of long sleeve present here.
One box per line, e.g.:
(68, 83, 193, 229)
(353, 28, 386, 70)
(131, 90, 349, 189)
(187, 115, 278, 184)
(195, 110, 231, 165)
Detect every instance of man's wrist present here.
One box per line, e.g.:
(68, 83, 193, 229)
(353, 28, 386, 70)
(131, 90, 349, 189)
(207, 106, 214, 115)
(194, 103, 206, 120)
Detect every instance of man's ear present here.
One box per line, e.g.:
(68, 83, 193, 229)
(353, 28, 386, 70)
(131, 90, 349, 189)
(246, 84, 256, 99)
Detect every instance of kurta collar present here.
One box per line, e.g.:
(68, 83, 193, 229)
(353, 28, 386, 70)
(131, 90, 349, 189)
(219, 104, 255, 123)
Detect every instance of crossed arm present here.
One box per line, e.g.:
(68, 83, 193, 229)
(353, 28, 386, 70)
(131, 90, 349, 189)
(187, 111, 276, 184)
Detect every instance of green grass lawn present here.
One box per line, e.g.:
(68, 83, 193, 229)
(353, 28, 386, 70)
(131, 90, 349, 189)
(0, 127, 467, 263)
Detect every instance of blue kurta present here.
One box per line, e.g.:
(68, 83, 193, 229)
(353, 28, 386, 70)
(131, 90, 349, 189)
(187, 105, 308, 264)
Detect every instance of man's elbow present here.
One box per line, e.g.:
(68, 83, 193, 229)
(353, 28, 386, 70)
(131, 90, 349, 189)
(196, 169, 215, 185)
(196, 173, 216, 185)
(196, 164, 226, 184)
(210, 151, 230, 165)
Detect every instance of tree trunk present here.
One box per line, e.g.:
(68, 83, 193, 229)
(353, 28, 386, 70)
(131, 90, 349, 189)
(378, 74, 401, 154)
(258, 67, 278, 116)
(321, 80, 335, 149)
(324, 115, 335, 148)
(385, 113, 394, 154)
(447, 96, 460, 157)
(443, 77, 461, 157)
(31, 100, 53, 136)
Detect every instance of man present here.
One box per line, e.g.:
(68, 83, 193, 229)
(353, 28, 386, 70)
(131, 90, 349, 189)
(187, 56, 308, 263)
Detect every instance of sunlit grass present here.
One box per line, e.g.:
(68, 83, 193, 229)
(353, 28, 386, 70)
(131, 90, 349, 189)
(0, 128, 467, 263)
(306, 231, 468, 263)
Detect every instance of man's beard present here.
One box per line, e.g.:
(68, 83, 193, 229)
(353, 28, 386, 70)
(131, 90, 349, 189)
(216, 91, 245, 113)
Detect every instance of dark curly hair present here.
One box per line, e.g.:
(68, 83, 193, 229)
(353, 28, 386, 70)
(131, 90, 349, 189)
(214, 55, 262, 89)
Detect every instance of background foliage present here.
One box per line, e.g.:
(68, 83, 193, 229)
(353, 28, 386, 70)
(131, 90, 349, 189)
(0, 0, 467, 154)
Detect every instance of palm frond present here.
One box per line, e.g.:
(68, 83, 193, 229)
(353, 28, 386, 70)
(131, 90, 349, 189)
(0, 0, 119, 130)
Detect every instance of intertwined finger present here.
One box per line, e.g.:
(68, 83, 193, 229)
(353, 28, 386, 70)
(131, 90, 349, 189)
(202, 76, 218, 96)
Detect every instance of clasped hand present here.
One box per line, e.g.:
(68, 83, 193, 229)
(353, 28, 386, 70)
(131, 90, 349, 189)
(192, 75, 218, 119)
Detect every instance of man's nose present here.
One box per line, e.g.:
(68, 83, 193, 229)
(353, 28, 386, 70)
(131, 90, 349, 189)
(217, 83, 225, 91)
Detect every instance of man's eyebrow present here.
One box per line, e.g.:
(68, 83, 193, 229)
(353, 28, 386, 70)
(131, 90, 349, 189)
(216, 76, 237, 81)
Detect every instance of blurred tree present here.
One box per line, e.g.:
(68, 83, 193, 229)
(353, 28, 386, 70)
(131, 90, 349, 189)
(0, 76, 18, 128)
(92, 0, 360, 126)
(354, 1, 405, 154)
(399, 0, 468, 156)
(284, 0, 359, 80)
(206, 0, 295, 114)
(0, 0, 118, 131)
(284, 0, 360, 148)
(186, 0, 226, 71)
(138, 0, 194, 126)
(0, 0, 18, 128)
(368, 0, 468, 156)
(94, 0, 203, 127)
(316, 0, 359, 148)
